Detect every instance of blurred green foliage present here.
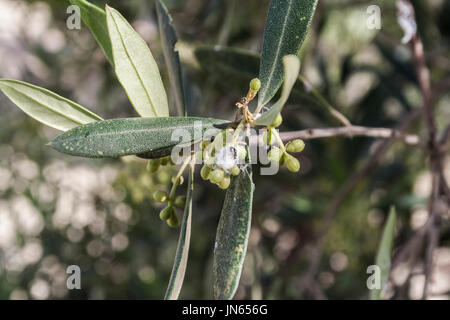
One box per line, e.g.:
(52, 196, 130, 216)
(0, 0, 449, 300)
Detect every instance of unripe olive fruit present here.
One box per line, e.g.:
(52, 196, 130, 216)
(268, 147, 283, 162)
(210, 169, 225, 184)
(200, 165, 212, 180)
(153, 190, 169, 202)
(230, 165, 241, 176)
(250, 78, 261, 91)
(285, 154, 300, 173)
(286, 139, 305, 153)
(167, 214, 179, 228)
(218, 175, 231, 189)
(271, 113, 283, 128)
(174, 195, 187, 208)
(160, 206, 174, 221)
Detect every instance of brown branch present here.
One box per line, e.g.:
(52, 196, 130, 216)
(402, 0, 445, 299)
(278, 126, 421, 145)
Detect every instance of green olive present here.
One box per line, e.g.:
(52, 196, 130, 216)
(153, 190, 169, 202)
(286, 139, 305, 153)
(250, 78, 261, 91)
(159, 206, 174, 221)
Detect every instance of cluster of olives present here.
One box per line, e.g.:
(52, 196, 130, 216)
(153, 184, 186, 228)
(262, 114, 305, 173)
(149, 77, 305, 227)
(267, 138, 304, 172)
(196, 129, 247, 190)
(147, 156, 186, 227)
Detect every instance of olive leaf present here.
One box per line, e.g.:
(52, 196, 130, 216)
(69, 0, 113, 65)
(370, 206, 397, 300)
(156, 0, 186, 117)
(254, 55, 300, 126)
(165, 165, 194, 300)
(49, 117, 229, 158)
(0, 79, 102, 132)
(258, 0, 318, 107)
(213, 155, 254, 300)
(106, 5, 169, 118)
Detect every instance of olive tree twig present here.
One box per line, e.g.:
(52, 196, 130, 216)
(278, 126, 421, 145)
(397, 0, 448, 299)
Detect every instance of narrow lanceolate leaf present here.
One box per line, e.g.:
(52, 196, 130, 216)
(49, 117, 228, 158)
(258, 0, 318, 107)
(69, 0, 113, 65)
(156, 0, 186, 117)
(0, 79, 102, 131)
(213, 158, 254, 300)
(106, 5, 169, 117)
(254, 55, 300, 126)
(194, 46, 260, 91)
(371, 207, 397, 300)
(165, 165, 194, 300)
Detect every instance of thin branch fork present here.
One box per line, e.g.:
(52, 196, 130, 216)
(278, 126, 421, 145)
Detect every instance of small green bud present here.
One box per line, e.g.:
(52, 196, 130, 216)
(210, 169, 225, 184)
(230, 165, 241, 176)
(172, 176, 184, 186)
(268, 147, 283, 162)
(250, 78, 261, 92)
(146, 159, 160, 173)
(174, 195, 187, 208)
(153, 190, 169, 202)
(160, 206, 174, 221)
(167, 214, 179, 228)
(286, 139, 305, 153)
(271, 113, 283, 128)
(218, 175, 231, 189)
(201, 165, 212, 180)
(285, 154, 300, 173)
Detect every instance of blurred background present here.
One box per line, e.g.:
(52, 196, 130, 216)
(0, 0, 449, 299)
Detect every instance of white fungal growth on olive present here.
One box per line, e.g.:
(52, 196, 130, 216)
(215, 145, 239, 172)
